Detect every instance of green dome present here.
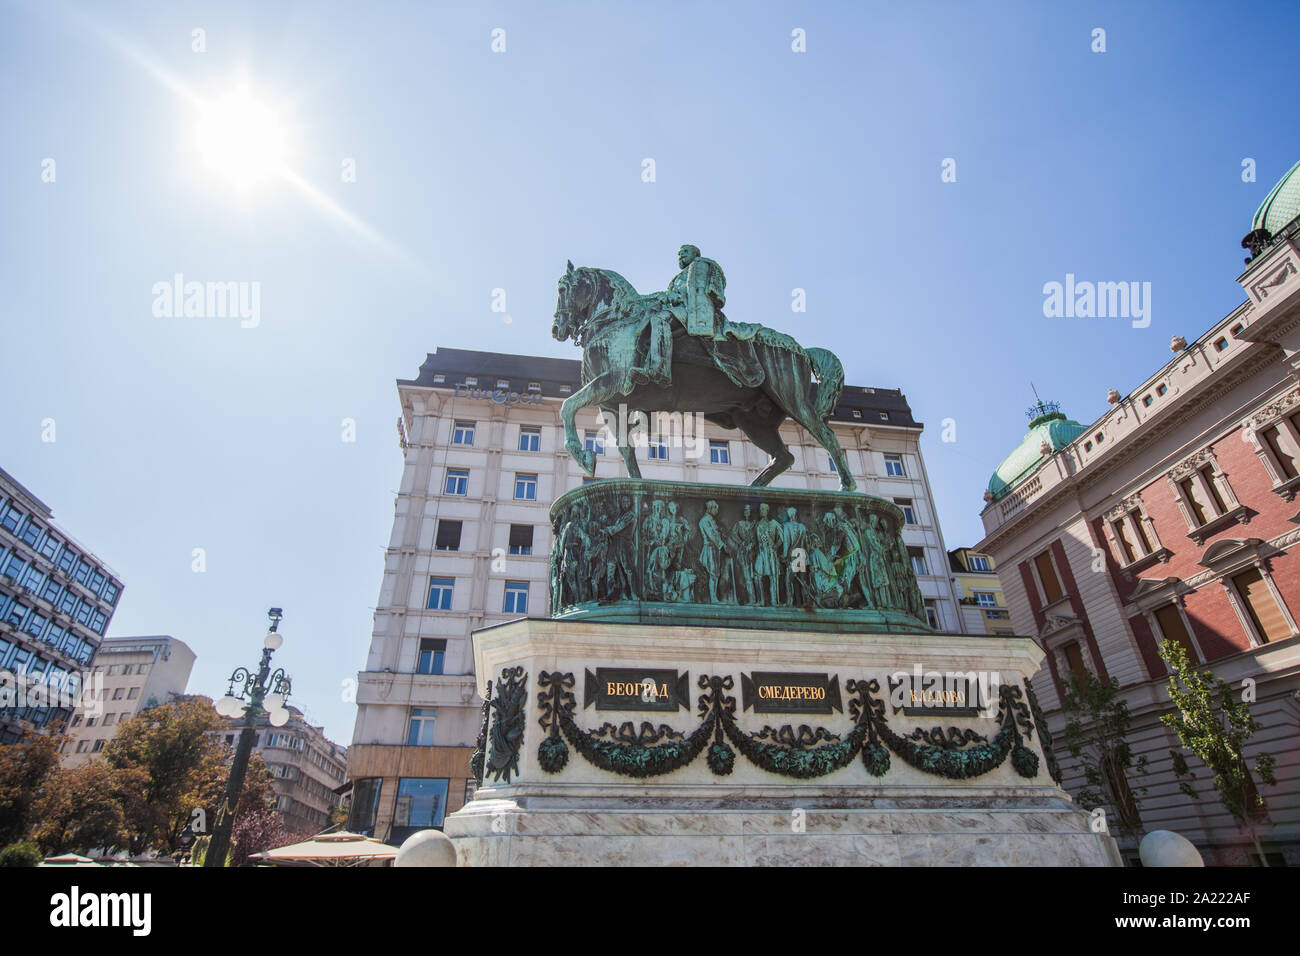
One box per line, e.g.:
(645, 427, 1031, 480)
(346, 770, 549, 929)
(1252, 159, 1300, 237)
(987, 411, 1087, 501)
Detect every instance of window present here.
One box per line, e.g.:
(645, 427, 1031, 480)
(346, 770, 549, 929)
(884, 454, 905, 477)
(709, 441, 730, 465)
(1214, 336, 1229, 352)
(128, 687, 140, 700)
(647, 439, 669, 460)
(452, 421, 475, 446)
(39, 536, 61, 561)
(1153, 604, 1198, 661)
(504, 581, 528, 615)
(417, 639, 446, 675)
(0, 507, 22, 533)
(583, 431, 605, 455)
(74, 560, 91, 585)
(924, 601, 939, 629)
(427, 577, 454, 610)
(57, 549, 76, 574)
(113, 688, 124, 700)
(827, 456, 838, 473)
(508, 524, 533, 555)
(90, 610, 107, 635)
(463, 376, 478, 387)
(1142, 394, 1153, 407)
(879, 412, 889, 421)
(75, 741, 88, 754)
(71, 714, 82, 727)
(496, 379, 510, 390)
(1033, 551, 1064, 604)
(908, 547, 929, 577)
(40, 578, 60, 603)
(973, 591, 997, 608)
(968, 554, 991, 572)
(20, 520, 42, 547)
(1232, 568, 1291, 643)
(393, 777, 450, 836)
(103, 712, 116, 726)
(1062, 642, 1089, 684)
(1171, 460, 1236, 534)
(444, 469, 469, 495)
(435, 520, 462, 551)
(893, 498, 916, 525)
(519, 427, 541, 451)
(514, 473, 538, 500)
(2, 553, 25, 579)
(348, 778, 383, 836)
(432, 374, 445, 384)
(527, 382, 541, 393)
(407, 708, 437, 746)
(103, 582, 120, 605)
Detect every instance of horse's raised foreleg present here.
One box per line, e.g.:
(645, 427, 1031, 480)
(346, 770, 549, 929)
(602, 404, 642, 479)
(561, 375, 617, 476)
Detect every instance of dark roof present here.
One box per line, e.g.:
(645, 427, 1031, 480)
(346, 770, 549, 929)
(400, 347, 920, 428)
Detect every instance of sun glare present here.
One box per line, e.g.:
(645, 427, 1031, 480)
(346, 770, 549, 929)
(196, 87, 287, 188)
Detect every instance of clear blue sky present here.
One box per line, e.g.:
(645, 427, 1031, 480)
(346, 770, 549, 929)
(3, 0, 1298, 744)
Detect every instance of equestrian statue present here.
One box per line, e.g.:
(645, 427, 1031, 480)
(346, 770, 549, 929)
(552, 245, 856, 491)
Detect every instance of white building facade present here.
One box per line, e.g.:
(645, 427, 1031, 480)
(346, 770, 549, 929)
(348, 347, 961, 842)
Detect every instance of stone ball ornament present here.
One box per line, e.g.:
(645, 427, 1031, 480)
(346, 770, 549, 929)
(395, 829, 457, 867)
(1138, 829, 1204, 867)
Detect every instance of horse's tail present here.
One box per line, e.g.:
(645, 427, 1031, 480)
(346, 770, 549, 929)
(807, 347, 844, 421)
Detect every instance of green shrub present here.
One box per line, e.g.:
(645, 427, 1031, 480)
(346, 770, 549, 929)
(0, 841, 43, 867)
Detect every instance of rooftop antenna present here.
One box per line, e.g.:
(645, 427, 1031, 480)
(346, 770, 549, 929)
(1026, 384, 1060, 423)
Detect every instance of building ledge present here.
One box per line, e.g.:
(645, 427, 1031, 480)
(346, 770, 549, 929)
(1119, 546, 1174, 577)
(1269, 474, 1300, 502)
(1186, 504, 1252, 545)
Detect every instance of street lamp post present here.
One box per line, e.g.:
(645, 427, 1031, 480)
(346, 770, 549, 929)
(204, 608, 293, 868)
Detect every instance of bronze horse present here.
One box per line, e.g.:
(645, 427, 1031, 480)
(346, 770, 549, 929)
(552, 262, 856, 491)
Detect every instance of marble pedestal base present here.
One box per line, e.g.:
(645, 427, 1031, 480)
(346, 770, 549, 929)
(444, 619, 1120, 867)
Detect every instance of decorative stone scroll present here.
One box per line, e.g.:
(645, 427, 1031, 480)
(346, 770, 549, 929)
(548, 478, 930, 633)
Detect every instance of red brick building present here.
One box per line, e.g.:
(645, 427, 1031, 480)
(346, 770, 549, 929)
(977, 160, 1300, 865)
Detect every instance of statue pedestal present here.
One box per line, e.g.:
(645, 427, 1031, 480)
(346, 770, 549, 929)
(443, 619, 1121, 867)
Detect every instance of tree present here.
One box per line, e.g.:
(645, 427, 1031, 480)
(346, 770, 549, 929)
(230, 808, 301, 867)
(1159, 639, 1277, 866)
(28, 761, 150, 855)
(102, 697, 275, 853)
(1060, 672, 1148, 841)
(0, 733, 63, 846)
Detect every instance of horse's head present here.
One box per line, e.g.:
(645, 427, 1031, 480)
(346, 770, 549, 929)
(553, 260, 596, 343)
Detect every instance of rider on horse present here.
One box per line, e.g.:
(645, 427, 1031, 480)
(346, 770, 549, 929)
(631, 245, 764, 392)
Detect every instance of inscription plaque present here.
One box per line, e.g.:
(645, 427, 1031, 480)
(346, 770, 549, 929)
(584, 667, 689, 712)
(741, 672, 842, 714)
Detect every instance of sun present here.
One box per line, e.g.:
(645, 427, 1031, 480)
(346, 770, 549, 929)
(196, 87, 287, 188)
